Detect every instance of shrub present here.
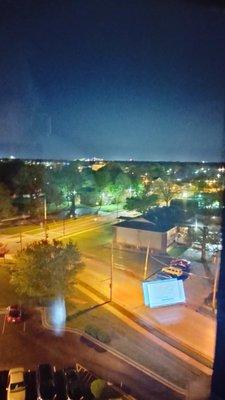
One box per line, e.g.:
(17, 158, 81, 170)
(84, 324, 111, 344)
(96, 330, 110, 344)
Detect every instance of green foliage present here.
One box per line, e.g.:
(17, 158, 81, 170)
(125, 194, 158, 213)
(90, 379, 106, 399)
(14, 164, 45, 197)
(0, 243, 9, 257)
(85, 324, 111, 343)
(10, 239, 83, 299)
(152, 178, 181, 206)
(0, 184, 16, 219)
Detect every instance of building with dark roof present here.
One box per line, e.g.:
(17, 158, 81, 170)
(114, 216, 177, 253)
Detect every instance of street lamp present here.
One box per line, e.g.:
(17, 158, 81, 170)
(40, 193, 48, 240)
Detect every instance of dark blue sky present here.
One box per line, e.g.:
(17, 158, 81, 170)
(0, 0, 224, 161)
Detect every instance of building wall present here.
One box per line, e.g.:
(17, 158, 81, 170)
(166, 227, 178, 246)
(115, 226, 163, 251)
(115, 226, 177, 252)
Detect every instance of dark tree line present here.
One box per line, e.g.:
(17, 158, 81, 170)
(0, 159, 223, 220)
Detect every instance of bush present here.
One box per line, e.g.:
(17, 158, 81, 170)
(85, 324, 98, 337)
(96, 330, 110, 344)
(84, 324, 111, 344)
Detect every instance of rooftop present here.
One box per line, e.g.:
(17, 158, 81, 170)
(114, 217, 175, 233)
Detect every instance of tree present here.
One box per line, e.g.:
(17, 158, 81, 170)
(0, 159, 24, 193)
(187, 216, 221, 285)
(152, 178, 181, 206)
(0, 184, 15, 219)
(125, 194, 159, 213)
(90, 379, 106, 399)
(0, 243, 9, 259)
(10, 239, 83, 299)
(54, 163, 83, 216)
(14, 164, 45, 217)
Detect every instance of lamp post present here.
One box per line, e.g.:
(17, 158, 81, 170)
(43, 195, 47, 221)
(40, 193, 48, 240)
(19, 226, 23, 251)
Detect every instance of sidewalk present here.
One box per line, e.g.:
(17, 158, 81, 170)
(78, 259, 216, 366)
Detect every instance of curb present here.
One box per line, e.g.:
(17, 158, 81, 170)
(40, 307, 187, 398)
(77, 278, 214, 371)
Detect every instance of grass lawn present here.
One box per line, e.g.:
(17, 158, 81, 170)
(167, 245, 188, 257)
(63, 288, 195, 389)
(0, 261, 40, 308)
(100, 203, 125, 212)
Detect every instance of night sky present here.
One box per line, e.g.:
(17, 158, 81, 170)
(0, 0, 224, 161)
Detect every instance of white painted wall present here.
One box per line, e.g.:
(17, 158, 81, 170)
(115, 226, 177, 252)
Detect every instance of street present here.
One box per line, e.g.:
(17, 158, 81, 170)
(78, 257, 216, 364)
(0, 215, 114, 254)
(0, 213, 216, 399)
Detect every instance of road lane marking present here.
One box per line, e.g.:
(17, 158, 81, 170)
(1, 314, 6, 335)
(57, 222, 112, 240)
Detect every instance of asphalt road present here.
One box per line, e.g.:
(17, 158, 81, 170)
(0, 215, 113, 253)
(0, 309, 185, 400)
(77, 257, 216, 364)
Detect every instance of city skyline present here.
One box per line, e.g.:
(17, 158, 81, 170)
(0, 0, 224, 161)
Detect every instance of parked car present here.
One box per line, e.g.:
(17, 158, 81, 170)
(156, 271, 173, 280)
(206, 243, 222, 252)
(55, 370, 71, 400)
(6, 367, 26, 400)
(170, 258, 191, 271)
(64, 368, 83, 400)
(161, 266, 185, 279)
(6, 305, 23, 323)
(36, 364, 57, 400)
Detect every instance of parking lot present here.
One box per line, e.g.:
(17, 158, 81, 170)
(0, 309, 177, 400)
(0, 370, 37, 400)
(1, 313, 26, 336)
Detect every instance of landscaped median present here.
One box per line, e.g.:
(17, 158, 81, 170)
(84, 324, 111, 344)
(43, 286, 204, 394)
(41, 305, 187, 400)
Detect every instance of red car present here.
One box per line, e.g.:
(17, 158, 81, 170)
(170, 258, 191, 271)
(6, 305, 23, 323)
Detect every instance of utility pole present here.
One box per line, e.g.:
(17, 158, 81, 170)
(110, 240, 114, 301)
(19, 228, 23, 251)
(44, 195, 47, 221)
(201, 226, 208, 262)
(144, 242, 151, 280)
(212, 253, 221, 312)
(43, 194, 48, 240)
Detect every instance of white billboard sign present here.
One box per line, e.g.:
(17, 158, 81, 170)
(142, 278, 185, 308)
